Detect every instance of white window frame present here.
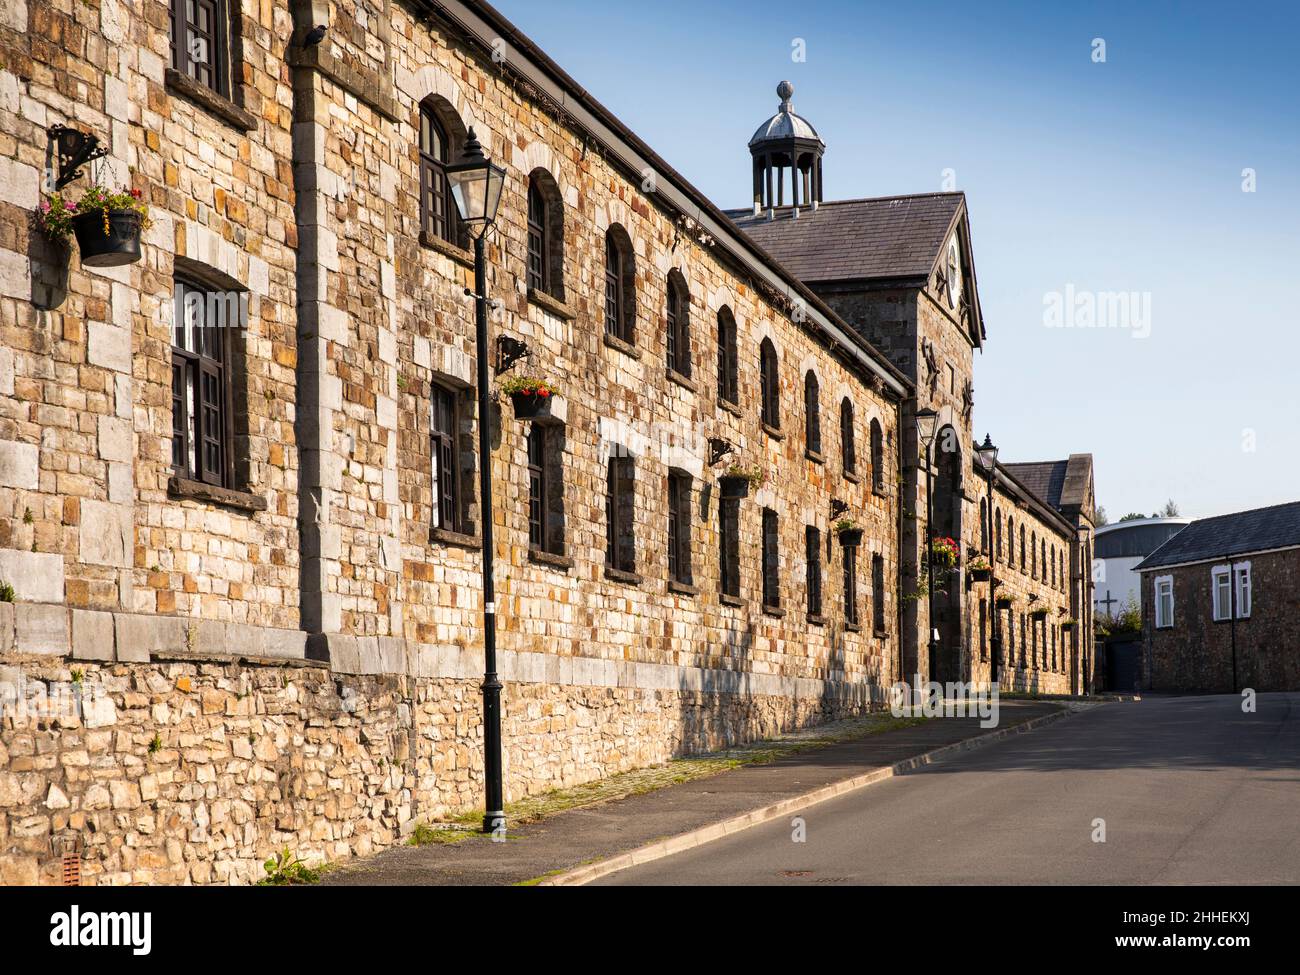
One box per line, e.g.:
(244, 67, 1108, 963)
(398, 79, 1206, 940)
(1211, 561, 1251, 621)
(1235, 562, 1251, 619)
(1211, 566, 1231, 621)
(1154, 574, 1174, 629)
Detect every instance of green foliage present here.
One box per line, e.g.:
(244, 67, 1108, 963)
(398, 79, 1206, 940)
(70, 668, 84, 685)
(0, 581, 14, 603)
(257, 848, 321, 886)
(1098, 594, 1141, 637)
(409, 823, 474, 846)
(148, 733, 163, 755)
(1118, 512, 1147, 522)
(723, 463, 766, 487)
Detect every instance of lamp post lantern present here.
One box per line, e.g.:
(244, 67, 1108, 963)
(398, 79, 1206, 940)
(915, 408, 939, 685)
(976, 434, 1000, 688)
(446, 128, 508, 834)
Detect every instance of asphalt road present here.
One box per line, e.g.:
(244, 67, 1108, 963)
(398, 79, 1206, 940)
(595, 693, 1300, 885)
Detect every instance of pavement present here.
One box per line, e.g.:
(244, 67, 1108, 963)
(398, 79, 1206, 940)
(596, 692, 1300, 885)
(319, 699, 1067, 886)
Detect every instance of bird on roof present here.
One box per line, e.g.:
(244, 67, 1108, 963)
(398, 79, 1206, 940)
(304, 24, 328, 46)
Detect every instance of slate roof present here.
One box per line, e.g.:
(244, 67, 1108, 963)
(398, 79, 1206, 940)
(1002, 461, 1069, 512)
(1135, 501, 1300, 571)
(725, 193, 964, 283)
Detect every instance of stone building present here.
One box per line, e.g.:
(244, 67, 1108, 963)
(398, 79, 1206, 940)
(0, 0, 1093, 884)
(1136, 501, 1300, 692)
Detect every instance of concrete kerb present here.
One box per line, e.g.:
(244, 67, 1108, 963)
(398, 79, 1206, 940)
(540, 704, 1091, 886)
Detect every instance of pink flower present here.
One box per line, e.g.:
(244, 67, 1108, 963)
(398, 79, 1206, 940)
(40, 200, 50, 212)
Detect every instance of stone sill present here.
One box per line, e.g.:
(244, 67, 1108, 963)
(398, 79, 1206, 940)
(419, 230, 474, 268)
(844, 470, 861, 485)
(807, 613, 825, 626)
(762, 604, 785, 618)
(874, 628, 889, 640)
(604, 565, 643, 586)
(528, 288, 576, 321)
(718, 398, 742, 418)
(720, 593, 744, 608)
(165, 69, 258, 131)
(667, 580, 699, 597)
(761, 422, 784, 441)
(805, 448, 824, 465)
(602, 331, 640, 358)
(431, 526, 481, 549)
(846, 622, 862, 633)
(666, 368, 697, 393)
(873, 485, 888, 499)
(168, 475, 267, 512)
(528, 548, 573, 571)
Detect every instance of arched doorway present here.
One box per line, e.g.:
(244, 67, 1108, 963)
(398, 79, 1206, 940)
(932, 426, 963, 685)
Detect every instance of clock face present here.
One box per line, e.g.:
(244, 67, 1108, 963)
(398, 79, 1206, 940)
(946, 238, 962, 309)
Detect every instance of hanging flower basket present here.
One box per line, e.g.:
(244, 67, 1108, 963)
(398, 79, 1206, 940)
(500, 376, 559, 421)
(71, 209, 143, 267)
(1030, 606, 1049, 621)
(1061, 619, 1077, 632)
(834, 519, 862, 546)
(929, 536, 959, 572)
(994, 595, 1015, 610)
(720, 464, 765, 499)
(37, 183, 150, 268)
(967, 556, 991, 581)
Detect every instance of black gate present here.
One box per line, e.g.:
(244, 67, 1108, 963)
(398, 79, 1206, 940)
(1105, 636, 1141, 692)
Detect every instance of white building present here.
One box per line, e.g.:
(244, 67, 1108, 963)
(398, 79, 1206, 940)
(1092, 517, 1190, 619)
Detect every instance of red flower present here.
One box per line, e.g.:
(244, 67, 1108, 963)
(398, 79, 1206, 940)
(537, 389, 550, 398)
(131, 188, 141, 198)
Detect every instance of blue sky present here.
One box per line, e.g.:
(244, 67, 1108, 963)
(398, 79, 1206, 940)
(492, 0, 1300, 522)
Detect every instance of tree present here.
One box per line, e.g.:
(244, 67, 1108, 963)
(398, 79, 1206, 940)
(1118, 512, 1146, 522)
(1161, 499, 1180, 517)
(1094, 505, 1109, 526)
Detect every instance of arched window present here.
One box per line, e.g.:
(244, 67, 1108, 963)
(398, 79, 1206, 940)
(995, 508, 1003, 560)
(419, 101, 464, 247)
(716, 307, 738, 405)
(1020, 524, 1026, 569)
(526, 170, 564, 300)
(980, 498, 988, 551)
(804, 371, 821, 455)
(1007, 517, 1015, 566)
(604, 224, 635, 344)
(1031, 531, 1037, 578)
(759, 338, 779, 429)
(840, 399, 856, 476)
(666, 269, 690, 377)
(869, 418, 884, 494)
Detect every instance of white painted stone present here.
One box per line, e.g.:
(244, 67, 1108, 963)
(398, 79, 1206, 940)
(413, 335, 431, 370)
(0, 156, 37, 208)
(87, 321, 132, 373)
(0, 440, 38, 490)
(0, 550, 64, 602)
(107, 462, 133, 504)
(0, 70, 18, 114)
(79, 499, 133, 568)
(14, 603, 68, 655)
(104, 75, 128, 121)
(0, 250, 31, 301)
(45, 784, 70, 811)
(1, 0, 25, 33)
(97, 416, 133, 463)
(71, 609, 115, 661)
(83, 693, 118, 729)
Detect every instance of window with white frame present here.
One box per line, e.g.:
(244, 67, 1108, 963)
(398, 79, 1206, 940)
(1154, 575, 1174, 629)
(1236, 563, 1252, 618)
(1214, 562, 1251, 620)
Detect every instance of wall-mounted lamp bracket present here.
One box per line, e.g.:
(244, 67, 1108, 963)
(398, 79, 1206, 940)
(708, 438, 734, 467)
(495, 334, 531, 374)
(47, 124, 107, 191)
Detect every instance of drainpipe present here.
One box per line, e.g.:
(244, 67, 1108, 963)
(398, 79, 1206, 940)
(1225, 554, 1238, 693)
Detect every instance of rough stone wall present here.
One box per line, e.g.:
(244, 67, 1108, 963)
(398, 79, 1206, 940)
(1142, 549, 1300, 692)
(967, 481, 1076, 695)
(0, 650, 870, 885)
(0, 0, 301, 627)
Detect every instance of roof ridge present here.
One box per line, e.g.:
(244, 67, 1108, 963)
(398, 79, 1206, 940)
(1187, 499, 1300, 525)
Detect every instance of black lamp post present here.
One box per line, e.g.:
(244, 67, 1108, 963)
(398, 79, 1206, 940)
(446, 128, 508, 834)
(915, 407, 939, 684)
(976, 433, 1000, 687)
